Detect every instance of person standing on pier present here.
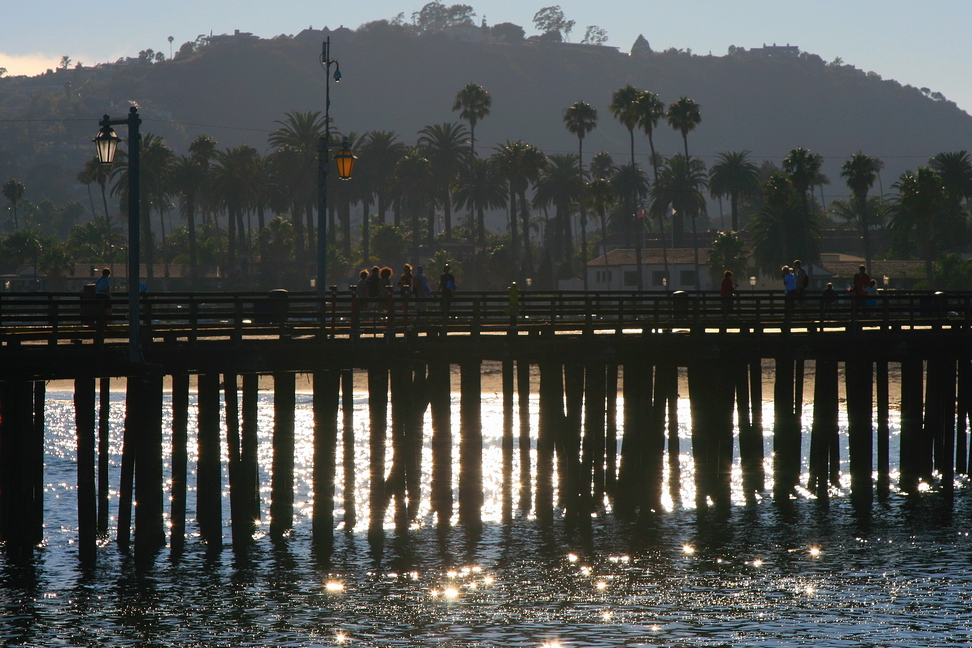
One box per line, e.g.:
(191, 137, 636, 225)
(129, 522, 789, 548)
(412, 265, 432, 320)
(793, 260, 809, 304)
(94, 268, 112, 338)
(852, 264, 871, 314)
(437, 264, 457, 320)
(720, 270, 735, 314)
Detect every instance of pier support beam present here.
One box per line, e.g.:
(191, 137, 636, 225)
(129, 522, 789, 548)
(517, 360, 532, 512)
(502, 358, 515, 520)
(845, 360, 874, 504)
(368, 366, 389, 538)
(170, 374, 189, 556)
(75, 378, 97, 562)
(899, 358, 924, 492)
(536, 360, 562, 523)
(312, 370, 340, 552)
(808, 359, 838, 499)
(133, 373, 165, 559)
(341, 369, 356, 530)
(197, 373, 223, 549)
(98, 377, 111, 536)
(241, 374, 261, 528)
(459, 360, 483, 530)
(429, 362, 452, 527)
(271, 372, 296, 540)
(773, 356, 800, 498)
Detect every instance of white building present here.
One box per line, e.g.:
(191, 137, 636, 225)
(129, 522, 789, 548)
(583, 248, 713, 291)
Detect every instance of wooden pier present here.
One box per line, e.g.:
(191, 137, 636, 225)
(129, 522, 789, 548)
(0, 288, 970, 561)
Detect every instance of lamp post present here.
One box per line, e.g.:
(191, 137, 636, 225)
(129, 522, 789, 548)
(317, 38, 356, 298)
(749, 276, 757, 292)
(94, 106, 141, 363)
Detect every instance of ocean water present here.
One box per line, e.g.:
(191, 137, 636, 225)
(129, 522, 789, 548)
(2, 380, 971, 647)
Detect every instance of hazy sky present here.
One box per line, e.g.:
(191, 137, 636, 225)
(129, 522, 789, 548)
(3, 0, 970, 113)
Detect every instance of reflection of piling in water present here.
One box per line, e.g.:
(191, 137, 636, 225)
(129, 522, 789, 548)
(502, 358, 514, 520)
(368, 366, 388, 538)
(809, 359, 838, 499)
(846, 360, 874, 504)
(899, 358, 923, 492)
(75, 377, 96, 562)
(98, 377, 111, 536)
(341, 369, 356, 530)
(312, 370, 340, 552)
(774, 356, 800, 498)
(536, 360, 560, 523)
(517, 360, 532, 513)
(241, 374, 261, 530)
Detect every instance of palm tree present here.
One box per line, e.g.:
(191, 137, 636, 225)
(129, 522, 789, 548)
(609, 85, 642, 164)
(709, 150, 760, 232)
(893, 167, 947, 282)
(78, 158, 113, 224)
(610, 162, 650, 289)
(782, 147, 823, 250)
(706, 230, 749, 284)
(454, 158, 507, 245)
(651, 154, 708, 289)
(585, 177, 615, 290)
(512, 143, 547, 277)
(493, 141, 525, 266)
(840, 152, 883, 271)
(533, 153, 583, 262)
(929, 151, 972, 249)
(452, 83, 491, 158)
(393, 148, 435, 255)
(359, 131, 406, 225)
(749, 173, 822, 276)
(666, 96, 701, 160)
(589, 151, 616, 181)
(188, 135, 218, 226)
(636, 91, 668, 280)
(170, 155, 203, 278)
(2, 179, 26, 230)
(563, 101, 597, 281)
(417, 122, 471, 240)
(268, 110, 328, 263)
(213, 145, 261, 268)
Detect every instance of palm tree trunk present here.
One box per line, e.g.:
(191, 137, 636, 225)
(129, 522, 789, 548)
(648, 133, 669, 285)
(692, 212, 700, 291)
(580, 214, 588, 291)
(520, 190, 533, 277)
(509, 186, 519, 269)
(600, 212, 611, 290)
(187, 197, 198, 280)
(443, 189, 452, 240)
(362, 203, 371, 261)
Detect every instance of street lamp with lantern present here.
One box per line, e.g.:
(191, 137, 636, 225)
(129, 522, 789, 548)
(749, 276, 757, 292)
(317, 38, 356, 297)
(94, 106, 141, 363)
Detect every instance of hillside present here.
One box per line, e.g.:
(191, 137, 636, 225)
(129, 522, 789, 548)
(2, 25, 971, 208)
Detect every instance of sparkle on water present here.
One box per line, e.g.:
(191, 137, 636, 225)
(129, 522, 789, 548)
(2, 370, 972, 647)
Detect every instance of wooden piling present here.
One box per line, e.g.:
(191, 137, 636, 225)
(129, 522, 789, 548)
(117, 379, 135, 552)
(938, 359, 956, 499)
(808, 359, 838, 499)
(98, 377, 110, 536)
(0, 380, 43, 554)
(563, 362, 585, 526)
(517, 360, 532, 512)
(459, 360, 483, 529)
(75, 378, 97, 562)
(271, 372, 296, 539)
(502, 358, 515, 519)
(224, 373, 248, 549)
(170, 373, 189, 556)
(876, 360, 891, 495)
(899, 358, 924, 492)
(958, 359, 971, 476)
(737, 361, 762, 496)
(582, 363, 607, 508)
(312, 370, 340, 551)
(536, 359, 562, 522)
(605, 363, 619, 496)
(341, 369, 356, 530)
(773, 356, 799, 498)
(132, 374, 165, 558)
(389, 367, 410, 526)
(406, 364, 428, 522)
(197, 373, 223, 548)
(845, 360, 873, 503)
(428, 362, 452, 526)
(241, 374, 260, 527)
(368, 366, 389, 536)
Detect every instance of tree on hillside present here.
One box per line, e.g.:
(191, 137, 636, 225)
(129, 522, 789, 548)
(610, 162, 649, 289)
(839, 152, 883, 271)
(452, 83, 491, 158)
(610, 84, 642, 165)
(585, 177, 615, 289)
(929, 150, 972, 250)
(412, 1, 476, 34)
(636, 90, 668, 279)
(782, 147, 823, 262)
(533, 6, 575, 41)
(892, 167, 947, 282)
(651, 154, 708, 288)
(707, 230, 749, 283)
(417, 122, 470, 240)
(454, 157, 507, 245)
(749, 173, 821, 276)
(268, 111, 327, 263)
(666, 96, 701, 161)
(2, 179, 25, 230)
(709, 150, 760, 232)
(581, 26, 608, 46)
(533, 153, 582, 263)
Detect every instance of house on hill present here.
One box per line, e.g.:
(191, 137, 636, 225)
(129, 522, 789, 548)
(570, 248, 712, 291)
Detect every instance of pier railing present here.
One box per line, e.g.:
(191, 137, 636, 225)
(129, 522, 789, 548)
(0, 289, 970, 345)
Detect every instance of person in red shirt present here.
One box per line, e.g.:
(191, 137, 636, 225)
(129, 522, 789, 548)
(720, 270, 736, 314)
(852, 264, 870, 315)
